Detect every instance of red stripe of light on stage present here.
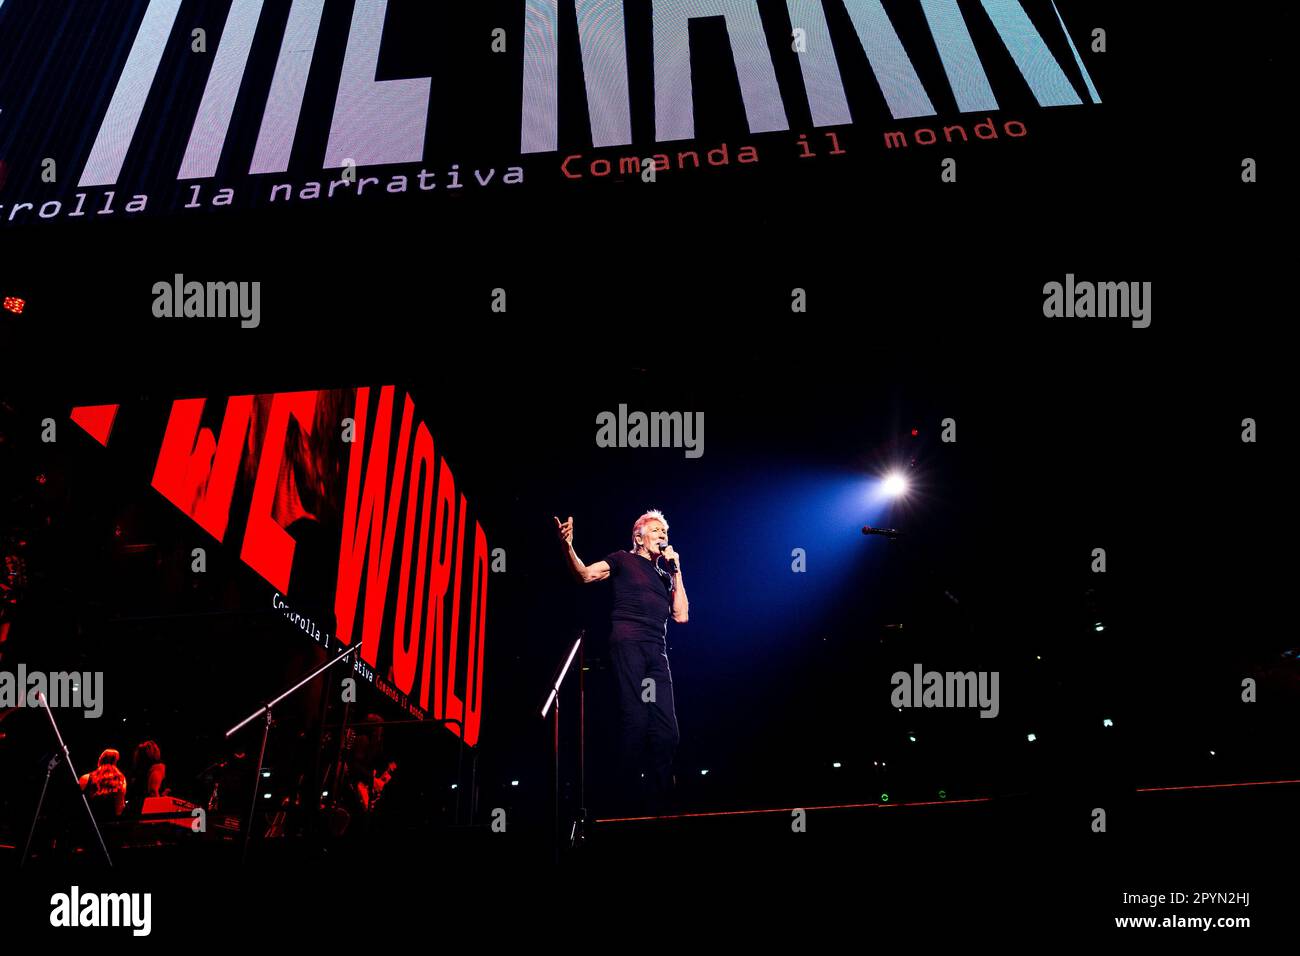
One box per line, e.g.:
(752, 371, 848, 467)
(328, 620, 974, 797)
(1135, 778, 1300, 794)
(597, 779, 1300, 823)
(596, 796, 992, 824)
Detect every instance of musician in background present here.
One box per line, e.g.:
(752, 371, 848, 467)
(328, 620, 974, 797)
(357, 759, 398, 813)
(79, 748, 127, 819)
(329, 713, 397, 835)
(128, 739, 168, 807)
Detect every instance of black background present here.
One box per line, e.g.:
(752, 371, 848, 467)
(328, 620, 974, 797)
(0, 0, 1288, 942)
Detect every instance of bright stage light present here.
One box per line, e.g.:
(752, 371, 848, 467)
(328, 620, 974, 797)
(882, 473, 908, 497)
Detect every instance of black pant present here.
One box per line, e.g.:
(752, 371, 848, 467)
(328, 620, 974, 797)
(609, 640, 680, 815)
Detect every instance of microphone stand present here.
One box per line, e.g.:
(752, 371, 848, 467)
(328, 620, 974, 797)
(862, 525, 965, 618)
(540, 630, 585, 863)
(21, 753, 61, 867)
(225, 640, 364, 862)
(25, 691, 113, 866)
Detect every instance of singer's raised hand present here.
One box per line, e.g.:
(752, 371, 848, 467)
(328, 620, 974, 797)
(554, 515, 574, 547)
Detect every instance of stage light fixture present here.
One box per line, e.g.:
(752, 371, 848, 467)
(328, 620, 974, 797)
(832, 762, 842, 768)
(1027, 733, 1037, 742)
(1094, 622, 1105, 632)
(1103, 718, 1113, 728)
(700, 769, 709, 776)
(510, 780, 519, 786)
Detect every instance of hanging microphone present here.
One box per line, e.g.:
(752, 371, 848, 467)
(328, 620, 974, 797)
(861, 525, 902, 539)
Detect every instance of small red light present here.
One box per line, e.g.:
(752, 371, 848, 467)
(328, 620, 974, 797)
(910, 428, 919, 437)
(3, 297, 25, 314)
(114, 525, 123, 538)
(35, 474, 46, 485)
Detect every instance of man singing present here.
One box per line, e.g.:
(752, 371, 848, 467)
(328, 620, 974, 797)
(555, 510, 689, 815)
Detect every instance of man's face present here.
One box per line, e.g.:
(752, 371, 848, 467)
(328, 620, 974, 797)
(639, 520, 668, 555)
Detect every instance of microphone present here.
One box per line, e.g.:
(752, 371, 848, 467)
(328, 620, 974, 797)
(861, 525, 902, 539)
(657, 544, 677, 574)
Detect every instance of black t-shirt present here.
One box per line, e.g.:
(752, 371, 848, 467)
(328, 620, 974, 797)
(603, 550, 673, 644)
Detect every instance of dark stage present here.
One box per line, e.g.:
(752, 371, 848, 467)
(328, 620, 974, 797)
(0, 0, 1287, 941)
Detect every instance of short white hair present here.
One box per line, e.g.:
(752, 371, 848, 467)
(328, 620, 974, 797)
(630, 509, 668, 550)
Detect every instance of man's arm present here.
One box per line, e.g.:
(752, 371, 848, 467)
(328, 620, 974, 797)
(147, 762, 166, 798)
(555, 515, 610, 584)
(664, 546, 689, 623)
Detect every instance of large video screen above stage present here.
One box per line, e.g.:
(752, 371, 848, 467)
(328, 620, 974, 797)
(57, 386, 491, 745)
(0, 0, 1111, 226)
